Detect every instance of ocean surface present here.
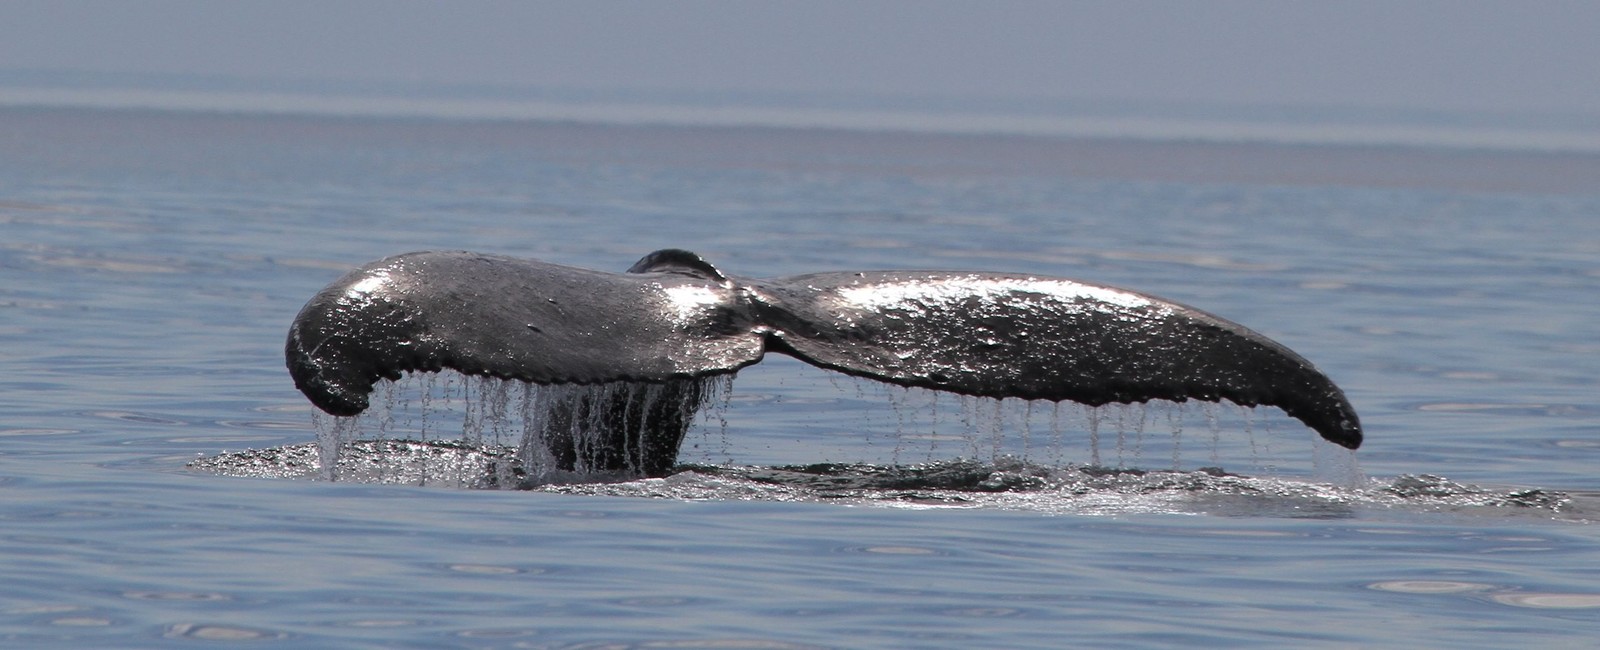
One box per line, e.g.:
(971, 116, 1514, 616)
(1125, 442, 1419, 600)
(3, 104, 1599, 648)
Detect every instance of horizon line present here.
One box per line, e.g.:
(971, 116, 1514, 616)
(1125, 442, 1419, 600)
(4, 84, 1600, 156)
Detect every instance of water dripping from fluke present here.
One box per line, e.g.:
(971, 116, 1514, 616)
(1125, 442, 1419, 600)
(188, 370, 1589, 521)
(290, 373, 734, 486)
(192, 405, 1591, 520)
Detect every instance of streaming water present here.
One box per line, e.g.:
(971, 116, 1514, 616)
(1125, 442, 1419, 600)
(296, 374, 726, 484)
(189, 369, 1598, 525)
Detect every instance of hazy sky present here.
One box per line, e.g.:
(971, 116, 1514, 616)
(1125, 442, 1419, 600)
(3, 0, 1598, 116)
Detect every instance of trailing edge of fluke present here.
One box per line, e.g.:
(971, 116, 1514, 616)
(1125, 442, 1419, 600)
(286, 249, 1361, 451)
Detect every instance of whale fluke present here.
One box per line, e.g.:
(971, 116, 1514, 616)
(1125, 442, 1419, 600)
(287, 249, 1360, 476)
(752, 271, 1361, 449)
(285, 250, 764, 418)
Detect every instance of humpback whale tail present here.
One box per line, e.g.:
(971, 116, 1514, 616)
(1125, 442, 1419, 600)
(287, 249, 1360, 476)
(751, 270, 1361, 449)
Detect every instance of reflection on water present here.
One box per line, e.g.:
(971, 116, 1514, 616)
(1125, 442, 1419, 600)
(1368, 581, 1600, 612)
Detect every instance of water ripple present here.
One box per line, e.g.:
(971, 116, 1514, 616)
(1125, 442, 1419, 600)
(190, 442, 1591, 522)
(163, 623, 291, 641)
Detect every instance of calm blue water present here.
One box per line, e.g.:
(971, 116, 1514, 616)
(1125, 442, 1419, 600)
(3, 107, 1599, 648)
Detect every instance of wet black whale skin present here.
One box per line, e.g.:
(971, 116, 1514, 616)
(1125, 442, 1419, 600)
(287, 249, 1361, 452)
